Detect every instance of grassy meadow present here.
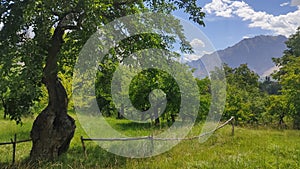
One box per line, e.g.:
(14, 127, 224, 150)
(0, 112, 300, 169)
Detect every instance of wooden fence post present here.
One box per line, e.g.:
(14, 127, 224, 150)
(150, 134, 154, 154)
(11, 134, 17, 164)
(81, 136, 87, 156)
(231, 116, 235, 136)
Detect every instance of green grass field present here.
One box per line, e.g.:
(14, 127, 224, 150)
(1, 112, 300, 169)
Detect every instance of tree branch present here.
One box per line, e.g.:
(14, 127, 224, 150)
(113, 0, 137, 6)
(61, 25, 80, 31)
(50, 9, 61, 17)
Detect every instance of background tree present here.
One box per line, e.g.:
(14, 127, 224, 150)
(273, 27, 300, 129)
(195, 77, 211, 122)
(223, 64, 265, 125)
(265, 95, 289, 128)
(259, 76, 281, 95)
(0, 0, 205, 160)
(129, 68, 181, 125)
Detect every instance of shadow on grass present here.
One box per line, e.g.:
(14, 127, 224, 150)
(112, 120, 173, 131)
(64, 145, 127, 168)
(1, 145, 127, 169)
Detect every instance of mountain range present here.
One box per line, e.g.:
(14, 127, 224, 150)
(188, 35, 288, 77)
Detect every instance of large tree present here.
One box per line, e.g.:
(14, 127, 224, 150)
(0, 0, 205, 160)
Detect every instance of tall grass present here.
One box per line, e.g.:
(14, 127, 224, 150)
(1, 112, 300, 168)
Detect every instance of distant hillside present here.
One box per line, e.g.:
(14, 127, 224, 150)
(188, 35, 287, 77)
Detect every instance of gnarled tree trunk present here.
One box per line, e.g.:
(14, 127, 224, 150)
(30, 26, 75, 160)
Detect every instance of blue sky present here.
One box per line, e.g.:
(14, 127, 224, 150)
(1, 0, 298, 59)
(174, 0, 300, 51)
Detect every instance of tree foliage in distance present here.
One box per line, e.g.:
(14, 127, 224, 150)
(129, 68, 182, 125)
(223, 64, 266, 125)
(264, 95, 289, 128)
(273, 27, 300, 129)
(259, 76, 281, 95)
(195, 77, 211, 122)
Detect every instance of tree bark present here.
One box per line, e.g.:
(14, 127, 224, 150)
(1, 98, 7, 119)
(293, 112, 300, 130)
(171, 114, 175, 123)
(278, 114, 286, 128)
(30, 26, 75, 160)
(154, 105, 160, 126)
(117, 103, 125, 119)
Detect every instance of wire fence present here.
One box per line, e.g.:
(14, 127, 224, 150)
(80, 116, 235, 154)
(0, 134, 32, 164)
(0, 116, 235, 164)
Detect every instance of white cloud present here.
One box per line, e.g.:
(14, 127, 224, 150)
(204, 0, 300, 37)
(280, 2, 289, 7)
(183, 53, 202, 61)
(190, 38, 205, 48)
(183, 50, 212, 62)
(181, 38, 211, 62)
(204, 0, 233, 17)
